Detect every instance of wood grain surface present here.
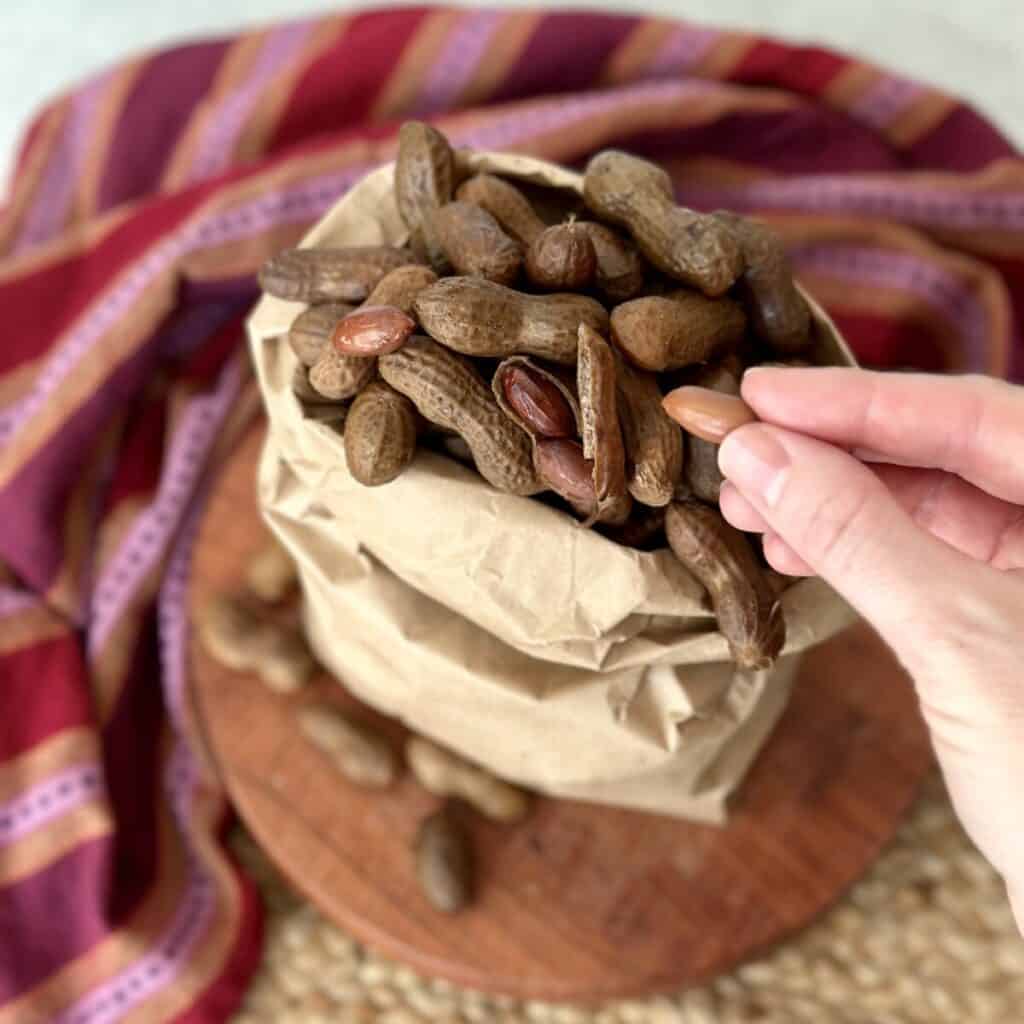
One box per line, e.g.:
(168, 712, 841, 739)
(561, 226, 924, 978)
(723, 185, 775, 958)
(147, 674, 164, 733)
(188, 422, 934, 1002)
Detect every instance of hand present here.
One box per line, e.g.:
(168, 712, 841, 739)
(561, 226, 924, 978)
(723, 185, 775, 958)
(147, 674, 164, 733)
(666, 367, 1024, 925)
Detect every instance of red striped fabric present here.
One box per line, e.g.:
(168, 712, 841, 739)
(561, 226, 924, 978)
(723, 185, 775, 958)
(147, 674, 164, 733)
(0, 8, 1021, 1021)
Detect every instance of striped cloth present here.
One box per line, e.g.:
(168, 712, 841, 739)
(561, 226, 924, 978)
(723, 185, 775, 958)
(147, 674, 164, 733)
(0, 7, 1021, 1021)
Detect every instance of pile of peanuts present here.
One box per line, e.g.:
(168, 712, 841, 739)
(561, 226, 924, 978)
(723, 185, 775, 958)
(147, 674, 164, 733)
(200, 538, 527, 913)
(260, 122, 818, 671)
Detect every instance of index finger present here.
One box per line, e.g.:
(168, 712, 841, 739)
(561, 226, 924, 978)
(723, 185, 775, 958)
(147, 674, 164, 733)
(741, 368, 1024, 504)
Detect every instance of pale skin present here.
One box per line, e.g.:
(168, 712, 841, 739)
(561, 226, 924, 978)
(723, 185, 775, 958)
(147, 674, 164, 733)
(664, 367, 1024, 930)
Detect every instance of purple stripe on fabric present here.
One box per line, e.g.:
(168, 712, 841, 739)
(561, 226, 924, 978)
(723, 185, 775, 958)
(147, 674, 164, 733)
(676, 175, 1024, 232)
(53, 427, 229, 1024)
(97, 39, 229, 212)
(0, 836, 113, 1003)
(0, 587, 40, 618)
(410, 9, 505, 116)
(13, 72, 111, 254)
(790, 244, 994, 370)
(847, 73, 926, 131)
(644, 22, 722, 78)
(88, 358, 242, 654)
(0, 764, 103, 847)
(185, 21, 313, 184)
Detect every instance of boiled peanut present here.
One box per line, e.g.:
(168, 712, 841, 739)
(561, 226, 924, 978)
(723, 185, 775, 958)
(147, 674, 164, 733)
(289, 302, 355, 366)
(379, 335, 542, 495)
(308, 348, 376, 401)
(583, 150, 743, 296)
(429, 201, 523, 284)
(293, 363, 325, 403)
(259, 246, 420, 303)
(577, 324, 630, 525)
(246, 540, 298, 603)
(297, 705, 397, 788)
(406, 736, 529, 823)
(610, 292, 746, 372)
(579, 221, 645, 300)
(414, 806, 473, 913)
(414, 277, 608, 365)
(343, 380, 418, 486)
(713, 210, 811, 353)
(665, 500, 785, 670)
(395, 121, 455, 270)
(680, 362, 741, 502)
(455, 173, 546, 244)
(534, 438, 599, 517)
(615, 357, 684, 507)
(662, 386, 756, 444)
(332, 305, 416, 356)
(493, 359, 579, 439)
(525, 222, 596, 291)
(603, 504, 667, 550)
(363, 264, 438, 315)
(199, 593, 314, 693)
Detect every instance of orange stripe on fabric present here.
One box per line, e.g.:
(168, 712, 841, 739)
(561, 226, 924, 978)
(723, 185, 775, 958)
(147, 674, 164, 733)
(234, 17, 350, 164)
(697, 32, 757, 78)
(0, 728, 99, 804)
(821, 63, 881, 110)
(0, 601, 67, 657)
(76, 61, 144, 221)
(0, 101, 70, 256)
(161, 31, 271, 191)
(455, 10, 544, 108)
(370, 8, 464, 120)
(0, 800, 112, 888)
(887, 92, 958, 148)
(0, 735, 191, 1023)
(599, 18, 677, 85)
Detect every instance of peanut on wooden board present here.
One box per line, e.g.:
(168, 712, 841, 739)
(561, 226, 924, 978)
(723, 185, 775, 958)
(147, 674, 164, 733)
(493, 357, 580, 440)
(455, 173, 546, 244)
(665, 500, 785, 671)
(331, 305, 416, 357)
(610, 291, 746, 372)
(525, 222, 596, 291)
(246, 540, 298, 603)
(260, 246, 421, 303)
(583, 150, 744, 297)
(406, 736, 530, 823)
(297, 705, 398, 788)
(414, 277, 609, 366)
(198, 593, 315, 693)
(343, 380, 418, 486)
(395, 121, 455, 270)
(414, 805, 474, 914)
(379, 334, 543, 496)
(429, 201, 523, 285)
(713, 210, 811, 354)
(363, 264, 438, 315)
(288, 301, 355, 366)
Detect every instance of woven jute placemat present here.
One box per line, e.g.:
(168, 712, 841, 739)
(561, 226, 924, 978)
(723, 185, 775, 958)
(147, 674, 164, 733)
(229, 772, 1024, 1023)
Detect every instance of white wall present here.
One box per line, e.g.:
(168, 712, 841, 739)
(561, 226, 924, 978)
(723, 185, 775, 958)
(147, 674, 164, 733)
(3, 0, 1022, 187)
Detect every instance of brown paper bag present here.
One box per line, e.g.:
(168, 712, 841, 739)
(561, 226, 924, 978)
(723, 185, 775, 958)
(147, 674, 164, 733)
(247, 150, 857, 824)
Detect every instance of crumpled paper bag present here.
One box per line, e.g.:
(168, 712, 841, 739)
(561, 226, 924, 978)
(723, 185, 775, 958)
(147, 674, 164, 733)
(247, 150, 857, 824)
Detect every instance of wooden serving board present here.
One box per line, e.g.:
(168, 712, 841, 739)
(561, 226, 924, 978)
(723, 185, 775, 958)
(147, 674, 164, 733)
(188, 422, 933, 1002)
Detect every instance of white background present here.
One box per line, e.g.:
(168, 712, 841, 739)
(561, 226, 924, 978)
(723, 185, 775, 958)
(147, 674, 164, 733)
(3, 0, 1023, 188)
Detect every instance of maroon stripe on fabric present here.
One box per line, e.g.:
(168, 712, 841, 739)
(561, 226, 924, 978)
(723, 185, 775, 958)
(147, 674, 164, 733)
(904, 105, 1018, 173)
(987, 255, 1024, 382)
(100, 613, 163, 923)
(619, 107, 900, 179)
(0, 836, 113, 1003)
(489, 12, 638, 105)
(824, 310, 951, 373)
(268, 8, 429, 155)
(0, 185, 207, 375)
(102, 401, 166, 511)
(170, 843, 264, 1024)
(728, 39, 849, 97)
(0, 635, 92, 760)
(97, 39, 231, 213)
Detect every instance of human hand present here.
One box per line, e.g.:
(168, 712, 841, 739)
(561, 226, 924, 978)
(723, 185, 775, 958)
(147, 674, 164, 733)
(665, 367, 1024, 925)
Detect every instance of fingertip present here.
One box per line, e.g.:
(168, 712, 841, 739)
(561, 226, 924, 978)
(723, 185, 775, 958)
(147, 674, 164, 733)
(763, 531, 815, 576)
(719, 481, 769, 533)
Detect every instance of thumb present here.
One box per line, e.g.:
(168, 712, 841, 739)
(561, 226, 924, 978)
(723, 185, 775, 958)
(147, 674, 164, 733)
(717, 423, 969, 653)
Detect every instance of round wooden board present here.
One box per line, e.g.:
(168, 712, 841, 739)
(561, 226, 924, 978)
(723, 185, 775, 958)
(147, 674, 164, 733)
(189, 422, 933, 1003)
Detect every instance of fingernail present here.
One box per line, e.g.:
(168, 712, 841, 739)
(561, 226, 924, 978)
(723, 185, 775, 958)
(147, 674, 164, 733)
(718, 427, 790, 507)
(661, 386, 757, 443)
